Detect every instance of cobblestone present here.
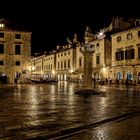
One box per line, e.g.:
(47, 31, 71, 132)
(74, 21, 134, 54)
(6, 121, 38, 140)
(0, 82, 140, 139)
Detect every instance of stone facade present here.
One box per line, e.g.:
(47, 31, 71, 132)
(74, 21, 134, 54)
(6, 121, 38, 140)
(30, 17, 140, 85)
(84, 27, 112, 81)
(0, 20, 31, 84)
(111, 27, 140, 84)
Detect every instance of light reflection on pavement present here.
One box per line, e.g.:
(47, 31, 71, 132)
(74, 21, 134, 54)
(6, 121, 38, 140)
(0, 82, 140, 139)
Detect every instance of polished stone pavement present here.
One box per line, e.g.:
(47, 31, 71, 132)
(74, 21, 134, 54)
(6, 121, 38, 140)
(0, 82, 140, 140)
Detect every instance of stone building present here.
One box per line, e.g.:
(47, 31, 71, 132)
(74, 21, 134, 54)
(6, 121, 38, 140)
(43, 52, 56, 79)
(84, 27, 111, 81)
(30, 17, 140, 85)
(111, 25, 140, 84)
(0, 18, 31, 84)
(84, 17, 134, 83)
(30, 55, 44, 82)
(30, 34, 79, 82)
(55, 34, 79, 81)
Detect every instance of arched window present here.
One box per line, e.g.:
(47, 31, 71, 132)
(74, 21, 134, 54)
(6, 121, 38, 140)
(126, 72, 132, 80)
(117, 72, 122, 80)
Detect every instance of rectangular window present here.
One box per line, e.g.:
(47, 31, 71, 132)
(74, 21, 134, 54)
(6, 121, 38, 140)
(0, 44, 4, 54)
(0, 32, 4, 38)
(61, 62, 63, 69)
(115, 51, 124, 61)
(68, 59, 70, 68)
(125, 49, 134, 59)
(15, 61, 20, 66)
(58, 62, 60, 69)
(116, 52, 120, 61)
(121, 51, 124, 60)
(138, 31, 140, 37)
(79, 57, 82, 66)
(64, 60, 66, 68)
(138, 48, 140, 59)
(130, 49, 134, 59)
(96, 56, 100, 64)
(0, 61, 3, 65)
(15, 34, 21, 39)
(125, 50, 128, 59)
(15, 44, 21, 54)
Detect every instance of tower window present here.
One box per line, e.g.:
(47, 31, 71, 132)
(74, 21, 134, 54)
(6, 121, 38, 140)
(15, 61, 20, 66)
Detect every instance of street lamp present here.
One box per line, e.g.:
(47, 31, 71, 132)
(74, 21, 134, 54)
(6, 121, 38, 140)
(32, 66, 35, 71)
(52, 70, 55, 79)
(52, 70, 55, 75)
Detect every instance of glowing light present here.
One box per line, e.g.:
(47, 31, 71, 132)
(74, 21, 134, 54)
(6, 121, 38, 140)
(2, 73, 6, 76)
(97, 31, 105, 39)
(99, 32, 103, 36)
(0, 23, 4, 28)
(52, 70, 55, 74)
(102, 67, 106, 72)
(69, 69, 74, 73)
(32, 66, 35, 71)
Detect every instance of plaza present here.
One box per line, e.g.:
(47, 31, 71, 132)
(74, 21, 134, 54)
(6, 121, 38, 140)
(0, 82, 140, 139)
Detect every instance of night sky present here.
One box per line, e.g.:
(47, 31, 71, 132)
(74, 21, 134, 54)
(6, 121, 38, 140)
(0, 1, 138, 55)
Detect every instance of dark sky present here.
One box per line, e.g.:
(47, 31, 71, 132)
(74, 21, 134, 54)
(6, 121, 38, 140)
(0, 1, 138, 55)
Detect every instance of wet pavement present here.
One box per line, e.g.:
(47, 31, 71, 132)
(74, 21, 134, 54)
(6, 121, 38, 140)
(0, 82, 140, 140)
